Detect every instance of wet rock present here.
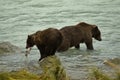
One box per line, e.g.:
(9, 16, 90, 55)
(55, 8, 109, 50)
(108, 58, 120, 65)
(90, 68, 120, 80)
(104, 58, 120, 66)
(104, 58, 120, 71)
(0, 42, 20, 54)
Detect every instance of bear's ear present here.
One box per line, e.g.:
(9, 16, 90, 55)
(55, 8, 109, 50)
(92, 26, 98, 35)
(28, 35, 31, 38)
(28, 35, 30, 37)
(94, 26, 98, 29)
(93, 25, 99, 31)
(93, 25, 98, 29)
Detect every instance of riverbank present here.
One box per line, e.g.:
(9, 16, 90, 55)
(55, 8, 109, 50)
(0, 58, 120, 80)
(0, 55, 70, 80)
(0, 42, 120, 80)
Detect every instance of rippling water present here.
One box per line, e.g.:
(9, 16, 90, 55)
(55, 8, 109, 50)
(0, 0, 120, 79)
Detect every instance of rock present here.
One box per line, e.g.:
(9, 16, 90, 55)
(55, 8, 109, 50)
(39, 55, 70, 80)
(0, 55, 70, 80)
(0, 69, 40, 80)
(104, 58, 120, 71)
(0, 42, 20, 54)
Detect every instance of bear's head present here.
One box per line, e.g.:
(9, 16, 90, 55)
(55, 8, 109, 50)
(26, 34, 35, 49)
(92, 26, 102, 41)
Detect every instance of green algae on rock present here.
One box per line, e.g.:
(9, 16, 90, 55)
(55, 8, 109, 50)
(0, 55, 70, 80)
(0, 69, 40, 80)
(39, 55, 70, 80)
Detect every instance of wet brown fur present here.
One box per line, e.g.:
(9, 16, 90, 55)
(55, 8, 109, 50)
(26, 28, 63, 61)
(57, 22, 102, 52)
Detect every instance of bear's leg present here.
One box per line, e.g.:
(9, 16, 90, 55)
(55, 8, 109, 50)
(57, 42, 70, 52)
(58, 47, 68, 52)
(50, 47, 57, 55)
(39, 51, 47, 61)
(85, 42, 94, 50)
(75, 44, 80, 49)
(44, 46, 53, 57)
(44, 46, 57, 57)
(39, 51, 44, 61)
(37, 45, 46, 61)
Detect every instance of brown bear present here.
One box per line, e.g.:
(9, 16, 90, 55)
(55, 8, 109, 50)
(57, 22, 102, 52)
(26, 28, 63, 61)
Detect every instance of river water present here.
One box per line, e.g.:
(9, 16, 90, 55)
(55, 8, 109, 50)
(0, 0, 120, 80)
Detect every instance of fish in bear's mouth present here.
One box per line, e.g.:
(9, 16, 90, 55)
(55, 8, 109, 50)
(25, 47, 31, 57)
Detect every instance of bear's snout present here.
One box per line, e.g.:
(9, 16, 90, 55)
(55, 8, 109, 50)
(97, 37, 102, 41)
(26, 45, 28, 49)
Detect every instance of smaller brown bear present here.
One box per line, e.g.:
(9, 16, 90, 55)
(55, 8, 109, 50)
(26, 28, 63, 61)
(57, 22, 102, 52)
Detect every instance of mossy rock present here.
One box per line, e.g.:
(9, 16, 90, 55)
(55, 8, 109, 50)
(0, 69, 40, 80)
(0, 55, 70, 80)
(39, 55, 70, 80)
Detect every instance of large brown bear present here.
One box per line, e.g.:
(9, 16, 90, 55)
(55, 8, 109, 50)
(57, 22, 102, 52)
(26, 28, 63, 61)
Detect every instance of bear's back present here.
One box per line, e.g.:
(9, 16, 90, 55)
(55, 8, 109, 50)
(36, 28, 63, 46)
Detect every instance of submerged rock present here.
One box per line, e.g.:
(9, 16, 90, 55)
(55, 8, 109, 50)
(0, 42, 20, 54)
(0, 55, 70, 80)
(108, 58, 120, 65)
(104, 58, 120, 71)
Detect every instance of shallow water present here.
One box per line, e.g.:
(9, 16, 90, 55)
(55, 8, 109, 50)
(0, 0, 120, 79)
